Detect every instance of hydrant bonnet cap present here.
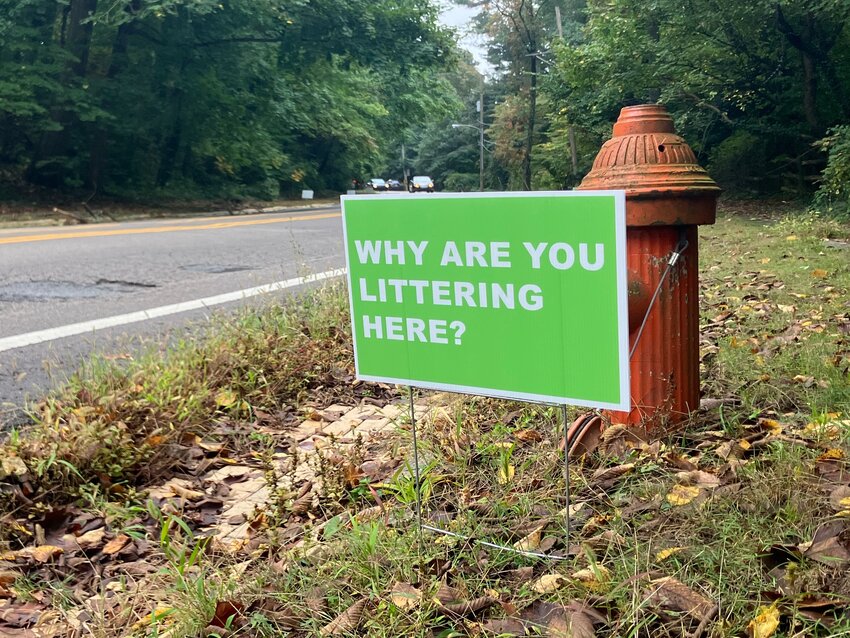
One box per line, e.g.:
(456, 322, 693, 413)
(578, 104, 720, 226)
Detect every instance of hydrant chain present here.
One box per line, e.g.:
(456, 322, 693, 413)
(629, 238, 689, 360)
(668, 237, 688, 267)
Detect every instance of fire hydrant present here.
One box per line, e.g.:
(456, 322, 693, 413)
(575, 104, 720, 436)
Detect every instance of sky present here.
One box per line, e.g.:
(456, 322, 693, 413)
(437, 1, 493, 75)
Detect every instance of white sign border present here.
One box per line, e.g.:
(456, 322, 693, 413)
(340, 190, 630, 412)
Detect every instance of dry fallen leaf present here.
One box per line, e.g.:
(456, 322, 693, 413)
(747, 603, 780, 638)
(829, 486, 850, 512)
(655, 547, 685, 561)
(498, 464, 515, 485)
(572, 565, 611, 593)
(0, 545, 64, 564)
(793, 374, 816, 387)
(290, 490, 313, 516)
(499, 566, 534, 585)
(131, 607, 174, 630)
(800, 520, 850, 565)
(320, 598, 368, 636)
(433, 582, 496, 616)
(171, 483, 205, 501)
(0, 600, 46, 629)
(514, 521, 547, 551)
(666, 484, 702, 506)
(0, 571, 18, 587)
(198, 438, 225, 453)
(480, 618, 527, 635)
(520, 600, 605, 638)
(644, 576, 714, 620)
(819, 448, 845, 461)
(72, 528, 106, 551)
(215, 389, 238, 408)
(102, 534, 131, 556)
(591, 463, 635, 487)
(515, 428, 543, 443)
(389, 582, 420, 610)
(0, 456, 28, 480)
(675, 470, 721, 489)
(211, 600, 245, 629)
(532, 574, 567, 594)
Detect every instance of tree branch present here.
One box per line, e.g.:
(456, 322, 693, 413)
(683, 92, 733, 125)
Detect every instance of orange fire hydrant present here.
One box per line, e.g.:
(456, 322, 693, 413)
(577, 104, 720, 431)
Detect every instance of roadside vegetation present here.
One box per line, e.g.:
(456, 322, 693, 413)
(3, 1, 850, 216)
(1, 203, 848, 637)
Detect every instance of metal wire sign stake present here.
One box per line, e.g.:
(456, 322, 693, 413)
(340, 191, 633, 564)
(405, 386, 575, 562)
(405, 235, 688, 562)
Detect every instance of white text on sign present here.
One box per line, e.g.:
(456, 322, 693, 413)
(353, 239, 606, 345)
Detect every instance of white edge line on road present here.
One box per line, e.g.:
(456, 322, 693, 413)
(0, 268, 347, 354)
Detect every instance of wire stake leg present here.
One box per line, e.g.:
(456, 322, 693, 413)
(409, 386, 424, 559)
(561, 404, 571, 553)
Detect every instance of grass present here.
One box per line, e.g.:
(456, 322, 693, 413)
(699, 204, 850, 417)
(0, 203, 849, 637)
(0, 282, 356, 514)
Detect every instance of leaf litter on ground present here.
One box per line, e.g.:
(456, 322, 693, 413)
(1, 207, 849, 636)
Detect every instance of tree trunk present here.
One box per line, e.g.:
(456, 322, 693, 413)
(29, 0, 98, 187)
(156, 10, 192, 187)
(801, 51, 818, 130)
(523, 51, 537, 191)
(65, 0, 97, 77)
(89, 1, 139, 191)
(157, 93, 185, 188)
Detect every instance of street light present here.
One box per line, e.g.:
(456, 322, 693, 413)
(451, 123, 485, 191)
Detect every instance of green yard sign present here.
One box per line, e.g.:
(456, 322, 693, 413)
(341, 191, 629, 410)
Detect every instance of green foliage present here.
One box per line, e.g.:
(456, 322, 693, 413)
(815, 125, 850, 214)
(0, 0, 459, 198)
(542, 0, 850, 194)
(707, 131, 768, 195)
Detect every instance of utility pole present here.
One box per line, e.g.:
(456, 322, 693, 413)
(556, 6, 579, 175)
(478, 79, 485, 191)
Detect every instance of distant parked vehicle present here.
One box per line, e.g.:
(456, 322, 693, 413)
(409, 175, 434, 193)
(387, 179, 404, 191)
(367, 178, 388, 191)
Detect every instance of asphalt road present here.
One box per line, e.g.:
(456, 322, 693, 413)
(0, 206, 346, 422)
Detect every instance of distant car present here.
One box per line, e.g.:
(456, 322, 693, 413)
(387, 179, 404, 191)
(409, 176, 434, 193)
(367, 178, 388, 191)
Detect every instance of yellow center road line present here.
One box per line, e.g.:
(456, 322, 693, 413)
(0, 211, 341, 246)
(0, 205, 340, 236)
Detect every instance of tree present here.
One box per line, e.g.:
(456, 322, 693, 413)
(0, 0, 460, 198)
(461, 0, 560, 189)
(543, 0, 850, 193)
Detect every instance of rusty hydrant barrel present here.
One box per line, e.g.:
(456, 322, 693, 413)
(577, 104, 720, 429)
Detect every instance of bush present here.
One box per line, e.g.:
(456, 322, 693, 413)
(443, 172, 479, 192)
(815, 125, 850, 216)
(707, 130, 768, 194)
